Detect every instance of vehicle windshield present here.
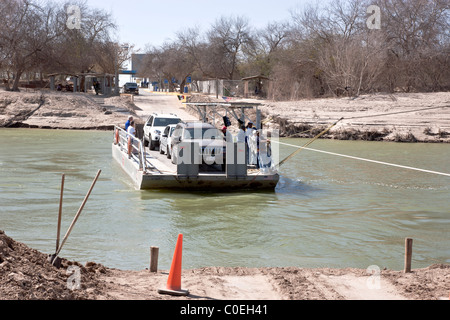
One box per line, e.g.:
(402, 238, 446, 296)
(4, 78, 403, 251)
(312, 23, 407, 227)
(126, 83, 137, 87)
(184, 128, 223, 140)
(154, 118, 181, 127)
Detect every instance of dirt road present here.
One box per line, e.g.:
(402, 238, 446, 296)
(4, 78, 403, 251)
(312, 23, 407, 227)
(133, 91, 197, 122)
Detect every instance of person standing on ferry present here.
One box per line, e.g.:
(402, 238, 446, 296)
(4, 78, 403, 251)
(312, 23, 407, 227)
(127, 121, 136, 158)
(125, 116, 133, 131)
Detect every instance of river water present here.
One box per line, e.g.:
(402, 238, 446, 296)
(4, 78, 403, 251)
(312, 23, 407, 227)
(0, 128, 449, 271)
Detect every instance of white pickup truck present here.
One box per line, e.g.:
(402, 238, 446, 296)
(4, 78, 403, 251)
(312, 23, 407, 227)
(143, 113, 182, 150)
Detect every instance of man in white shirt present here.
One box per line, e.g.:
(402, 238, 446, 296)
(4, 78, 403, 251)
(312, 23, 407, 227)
(245, 123, 255, 163)
(127, 120, 136, 136)
(127, 121, 136, 158)
(236, 125, 246, 143)
(125, 116, 133, 131)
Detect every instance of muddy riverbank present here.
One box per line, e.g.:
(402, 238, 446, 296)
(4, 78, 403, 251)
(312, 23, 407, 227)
(1, 231, 449, 300)
(186, 91, 450, 143)
(1, 89, 449, 143)
(0, 90, 139, 130)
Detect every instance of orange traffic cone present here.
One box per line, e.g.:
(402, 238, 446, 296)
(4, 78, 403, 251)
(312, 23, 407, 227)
(158, 234, 189, 296)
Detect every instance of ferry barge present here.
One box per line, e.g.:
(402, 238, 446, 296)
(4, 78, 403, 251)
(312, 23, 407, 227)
(112, 126, 279, 191)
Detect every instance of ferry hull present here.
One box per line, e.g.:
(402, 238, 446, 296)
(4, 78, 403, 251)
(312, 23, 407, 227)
(112, 143, 279, 191)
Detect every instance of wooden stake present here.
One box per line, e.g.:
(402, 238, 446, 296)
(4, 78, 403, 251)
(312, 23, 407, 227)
(150, 246, 159, 273)
(56, 174, 65, 252)
(404, 238, 413, 273)
(56, 170, 101, 256)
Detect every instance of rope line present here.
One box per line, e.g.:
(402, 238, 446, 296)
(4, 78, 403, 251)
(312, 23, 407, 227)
(277, 118, 344, 167)
(272, 104, 450, 176)
(274, 140, 450, 178)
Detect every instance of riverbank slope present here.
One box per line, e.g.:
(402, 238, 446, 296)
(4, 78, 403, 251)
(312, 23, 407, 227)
(186, 91, 450, 143)
(1, 90, 449, 142)
(0, 90, 138, 130)
(261, 91, 450, 143)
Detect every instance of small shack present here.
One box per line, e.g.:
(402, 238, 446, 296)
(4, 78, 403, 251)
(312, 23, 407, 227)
(48, 72, 115, 95)
(242, 75, 271, 98)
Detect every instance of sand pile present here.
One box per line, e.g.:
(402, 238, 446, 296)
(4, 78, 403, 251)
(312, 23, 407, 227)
(0, 230, 107, 300)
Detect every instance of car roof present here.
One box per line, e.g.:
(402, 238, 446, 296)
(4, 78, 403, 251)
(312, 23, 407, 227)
(181, 122, 216, 129)
(153, 113, 180, 118)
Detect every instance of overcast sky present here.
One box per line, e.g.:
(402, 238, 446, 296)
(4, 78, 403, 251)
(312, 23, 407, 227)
(84, 0, 310, 52)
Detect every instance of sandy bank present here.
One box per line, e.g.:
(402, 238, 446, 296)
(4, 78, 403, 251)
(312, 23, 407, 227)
(1, 90, 449, 143)
(260, 92, 450, 143)
(0, 90, 138, 130)
(187, 91, 450, 143)
(1, 231, 449, 301)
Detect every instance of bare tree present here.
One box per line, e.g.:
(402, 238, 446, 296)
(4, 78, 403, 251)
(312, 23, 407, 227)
(141, 41, 197, 93)
(176, 26, 210, 79)
(241, 21, 291, 77)
(54, 1, 116, 75)
(375, 0, 450, 91)
(116, 0, 450, 100)
(141, 16, 254, 91)
(0, 0, 15, 88)
(0, 0, 65, 91)
(206, 15, 253, 79)
(0, 0, 118, 91)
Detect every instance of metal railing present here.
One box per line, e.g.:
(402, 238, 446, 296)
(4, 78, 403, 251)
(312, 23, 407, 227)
(114, 126, 147, 172)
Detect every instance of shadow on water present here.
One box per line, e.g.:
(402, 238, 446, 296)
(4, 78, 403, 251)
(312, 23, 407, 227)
(137, 186, 281, 216)
(139, 187, 279, 199)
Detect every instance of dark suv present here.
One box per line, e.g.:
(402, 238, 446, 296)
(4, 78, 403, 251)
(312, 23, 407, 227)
(123, 82, 139, 95)
(170, 122, 226, 169)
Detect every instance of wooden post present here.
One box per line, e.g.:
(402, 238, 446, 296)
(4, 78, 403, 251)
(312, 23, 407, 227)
(404, 238, 413, 273)
(55, 170, 101, 256)
(56, 174, 65, 252)
(150, 246, 159, 273)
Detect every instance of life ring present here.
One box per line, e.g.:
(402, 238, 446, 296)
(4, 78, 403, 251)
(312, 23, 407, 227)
(115, 129, 119, 145)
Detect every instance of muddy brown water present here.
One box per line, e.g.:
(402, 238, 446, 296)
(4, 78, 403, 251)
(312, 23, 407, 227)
(0, 128, 449, 271)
